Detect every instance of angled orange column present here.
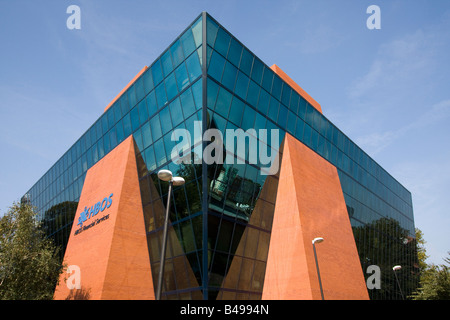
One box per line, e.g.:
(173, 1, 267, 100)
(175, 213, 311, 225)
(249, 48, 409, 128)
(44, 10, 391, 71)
(54, 136, 155, 300)
(262, 134, 368, 300)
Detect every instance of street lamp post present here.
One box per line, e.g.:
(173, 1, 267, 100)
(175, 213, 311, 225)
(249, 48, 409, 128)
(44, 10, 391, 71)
(155, 170, 185, 300)
(392, 265, 404, 300)
(312, 237, 325, 300)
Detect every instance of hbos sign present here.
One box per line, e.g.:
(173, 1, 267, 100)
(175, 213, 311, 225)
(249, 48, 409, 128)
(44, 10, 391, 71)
(77, 193, 113, 228)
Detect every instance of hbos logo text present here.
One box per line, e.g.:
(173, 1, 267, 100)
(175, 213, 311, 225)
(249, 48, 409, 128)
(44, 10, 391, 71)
(77, 193, 113, 227)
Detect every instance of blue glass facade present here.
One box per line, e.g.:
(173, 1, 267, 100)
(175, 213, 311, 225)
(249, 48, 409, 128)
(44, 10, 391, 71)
(23, 12, 417, 300)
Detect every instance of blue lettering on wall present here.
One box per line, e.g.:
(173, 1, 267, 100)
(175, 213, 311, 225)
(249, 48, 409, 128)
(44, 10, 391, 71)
(77, 193, 113, 228)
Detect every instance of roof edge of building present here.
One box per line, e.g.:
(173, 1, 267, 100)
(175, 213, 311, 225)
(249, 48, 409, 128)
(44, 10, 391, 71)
(104, 66, 148, 113)
(270, 64, 322, 114)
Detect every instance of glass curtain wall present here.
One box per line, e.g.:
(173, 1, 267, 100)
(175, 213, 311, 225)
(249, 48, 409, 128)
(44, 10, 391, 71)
(204, 13, 418, 300)
(24, 14, 205, 299)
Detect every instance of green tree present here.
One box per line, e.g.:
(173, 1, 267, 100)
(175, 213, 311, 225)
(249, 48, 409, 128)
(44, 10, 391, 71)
(410, 229, 450, 300)
(415, 228, 428, 272)
(0, 202, 64, 300)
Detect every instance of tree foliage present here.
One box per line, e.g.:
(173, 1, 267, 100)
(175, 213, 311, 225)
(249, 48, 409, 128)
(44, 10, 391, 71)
(0, 202, 64, 300)
(410, 228, 450, 300)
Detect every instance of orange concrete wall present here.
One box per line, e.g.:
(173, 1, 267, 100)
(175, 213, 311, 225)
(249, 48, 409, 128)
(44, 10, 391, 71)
(270, 64, 322, 113)
(54, 136, 155, 300)
(262, 134, 368, 300)
(104, 66, 148, 113)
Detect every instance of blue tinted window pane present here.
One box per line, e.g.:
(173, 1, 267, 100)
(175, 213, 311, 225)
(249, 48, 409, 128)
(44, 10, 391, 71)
(150, 115, 162, 142)
(109, 127, 117, 149)
(159, 106, 172, 135)
(287, 111, 296, 134)
(144, 145, 156, 172)
(90, 125, 97, 145)
(241, 105, 256, 130)
(239, 47, 253, 76)
(169, 98, 183, 126)
(271, 75, 282, 100)
(313, 111, 322, 132)
(234, 71, 249, 99)
(120, 94, 130, 115)
(206, 17, 218, 47)
(143, 69, 154, 95)
(298, 97, 307, 119)
(142, 122, 152, 149)
(101, 114, 109, 135)
(135, 77, 145, 102)
(277, 104, 288, 129)
(128, 85, 137, 108)
(155, 82, 167, 108)
(221, 61, 238, 91)
(165, 72, 178, 101)
(185, 51, 202, 82)
(151, 60, 163, 85)
(215, 87, 232, 118)
(250, 58, 263, 85)
(181, 28, 196, 58)
(107, 108, 115, 130)
(154, 139, 166, 167)
(86, 147, 93, 168)
(180, 87, 196, 118)
(295, 118, 304, 140)
(95, 120, 103, 140)
(130, 106, 140, 132)
(191, 17, 202, 48)
(290, 92, 299, 113)
(163, 132, 176, 162)
(257, 89, 270, 114)
(268, 97, 279, 120)
(261, 67, 273, 93)
(281, 84, 291, 107)
(305, 103, 315, 125)
(191, 79, 202, 110)
(212, 113, 226, 132)
(254, 112, 266, 129)
(116, 120, 124, 144)
(207, 79, 220, 109)
(138, 99, 149, 125)
(214, 28, 231, 57)
(229, 97, 245, 126)
(208, 50, 225, 81)
(146, 91, 157, 117)
(227, 37, 242, 67)
(303, 123, 312, 146)
(174, 63, 190, 91)
(206, 45, 212, 68)
(170, 39, 184, 68)
(123, 113, 132, 137)
(311, 129, 319, 150)
(161, 50, 173, 77)
(246, 80, 260, 107)
(113, 103, 122, 123)
(133, 128, 144, 152)
(98, 137, 105, 159)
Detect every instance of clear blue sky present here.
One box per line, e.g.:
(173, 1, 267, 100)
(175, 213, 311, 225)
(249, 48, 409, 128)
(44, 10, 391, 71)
(0, 0, 449, 265)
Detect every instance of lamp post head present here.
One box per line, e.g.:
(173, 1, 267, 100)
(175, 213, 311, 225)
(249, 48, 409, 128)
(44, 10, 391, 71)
(158, 169, 173, 182)
(393, 265, 402, 271)
(312, 237, 324, 245)
(172, 176, 186, 186)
